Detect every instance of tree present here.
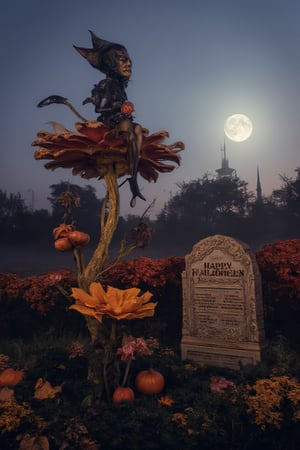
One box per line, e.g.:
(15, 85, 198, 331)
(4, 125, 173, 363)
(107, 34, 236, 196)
(0, 190, 29, 242)
(154, 175, 253, 253)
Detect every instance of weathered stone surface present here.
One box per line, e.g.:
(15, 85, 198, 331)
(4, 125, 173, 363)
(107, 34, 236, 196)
(181, 235, 266, 369)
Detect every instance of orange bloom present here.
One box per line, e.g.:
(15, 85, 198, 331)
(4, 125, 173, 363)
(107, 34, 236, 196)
(32, 121, 184, 182)
(34, 378, 62, 400)
(158, 395, 175, 406)
(0, 368, 24, 387)
(70, 282, 156, 322)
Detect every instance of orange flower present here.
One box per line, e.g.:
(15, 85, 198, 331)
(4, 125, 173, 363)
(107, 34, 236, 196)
(158, 395, 175, 406)
(34, 378, 62, 400)
(32, 121, 184, 182)
(0, 368, 24, 387)
(70, 282, 156, 322)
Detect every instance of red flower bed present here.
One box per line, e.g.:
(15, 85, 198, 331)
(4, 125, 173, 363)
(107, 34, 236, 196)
(101, 256, 185, 289)
(0, 269, 76, 315)
(255, 239, 300, 306)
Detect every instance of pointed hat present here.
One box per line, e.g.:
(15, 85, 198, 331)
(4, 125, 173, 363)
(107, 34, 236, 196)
(74, 30, 126, 71)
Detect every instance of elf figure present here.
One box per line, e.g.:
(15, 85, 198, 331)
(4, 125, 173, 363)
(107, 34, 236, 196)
(74, 31, 146, 207)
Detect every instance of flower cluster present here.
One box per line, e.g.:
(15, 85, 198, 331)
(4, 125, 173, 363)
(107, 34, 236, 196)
(100, 256, 185, 288)
(210, 376, 235, 393)
(256, 239, 300, 303)
(0, 269, 76, 315)
(0, 400, 33, 433)
(244, 375, 300, 430)
(117, 337, 151, 361)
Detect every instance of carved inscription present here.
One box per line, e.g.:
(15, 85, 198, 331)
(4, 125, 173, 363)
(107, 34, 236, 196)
(181, 234, 266, 369)
(192, 286, 245, 340)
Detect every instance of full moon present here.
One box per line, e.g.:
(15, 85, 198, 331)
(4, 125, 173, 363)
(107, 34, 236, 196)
(224, 114, 253, 142)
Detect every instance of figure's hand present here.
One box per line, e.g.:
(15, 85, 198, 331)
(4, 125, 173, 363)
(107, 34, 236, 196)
(121, 101, 134, 117)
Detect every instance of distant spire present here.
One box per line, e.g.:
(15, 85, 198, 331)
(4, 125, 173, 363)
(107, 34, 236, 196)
(256, 166, 262, 203)
(216, 141, 236, 179)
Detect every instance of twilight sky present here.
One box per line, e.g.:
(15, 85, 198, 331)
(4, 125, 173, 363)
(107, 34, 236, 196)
(1, 0, 300, 218)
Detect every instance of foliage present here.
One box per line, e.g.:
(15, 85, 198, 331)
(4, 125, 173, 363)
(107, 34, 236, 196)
(256, 239, 300, 302)
(100, 256, 185, 289)
(0, 335, 299, 449)
(0, 269, 76, 316)
(244, 375, 300, 430)
(256, 239, 300, 342)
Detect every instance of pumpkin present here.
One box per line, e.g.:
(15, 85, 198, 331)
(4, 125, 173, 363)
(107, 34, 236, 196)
(112, 386, 135, 403)
(135, 369, 165, 395)
(0, 368, 24, 387)
(54, 237, 73, 252)
(67, 230, 90, 246)
(121, 101, 134, 116)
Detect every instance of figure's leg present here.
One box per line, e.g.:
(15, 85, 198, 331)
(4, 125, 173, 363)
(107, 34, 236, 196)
(117, 121, 146, 207)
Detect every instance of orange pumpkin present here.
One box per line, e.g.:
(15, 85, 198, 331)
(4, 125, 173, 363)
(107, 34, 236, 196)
(67, 230, 90, 246)
(135, 369, 165, 395)
(54, 237, 74, 252)
(121, 101, 134, 116)
(112, 386, 135, 403)
(0, 368, 24, 387)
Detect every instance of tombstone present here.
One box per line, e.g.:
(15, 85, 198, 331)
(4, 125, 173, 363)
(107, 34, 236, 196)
(181, 235, 266, 369)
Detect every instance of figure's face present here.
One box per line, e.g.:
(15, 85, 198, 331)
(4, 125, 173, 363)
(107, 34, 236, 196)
(115, 50, 132, 79)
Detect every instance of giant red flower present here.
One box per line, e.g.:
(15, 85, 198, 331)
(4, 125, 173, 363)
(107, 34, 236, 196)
(32, 121, 184, 182)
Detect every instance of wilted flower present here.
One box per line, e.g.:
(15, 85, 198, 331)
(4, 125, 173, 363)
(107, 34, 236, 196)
(70, 282, 156, 322)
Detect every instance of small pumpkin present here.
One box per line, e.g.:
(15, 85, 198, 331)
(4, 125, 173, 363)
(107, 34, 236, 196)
(54, 237, 73, 252)
(135, 369, 165, 395)
(112, 386, 135, 403)
(121, 101, 134, 116)
(67, 230, 90, 246)
(0, 368, 24, 387)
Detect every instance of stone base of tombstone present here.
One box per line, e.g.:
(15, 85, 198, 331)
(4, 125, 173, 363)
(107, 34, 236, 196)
(181, 235, 266, 370)
(181, 337, 266, 370)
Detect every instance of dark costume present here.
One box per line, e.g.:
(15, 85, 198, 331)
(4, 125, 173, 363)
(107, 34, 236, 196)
(74, 32, 146, 207)
(85, 77, 128, 125)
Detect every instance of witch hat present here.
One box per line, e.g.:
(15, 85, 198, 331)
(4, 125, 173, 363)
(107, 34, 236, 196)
(74, 30, 126, 72)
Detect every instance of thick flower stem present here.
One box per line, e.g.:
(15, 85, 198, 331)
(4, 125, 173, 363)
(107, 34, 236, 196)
(78, 166, 120, 291)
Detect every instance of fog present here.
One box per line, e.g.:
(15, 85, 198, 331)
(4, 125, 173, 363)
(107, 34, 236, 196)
(0, 242, 187, 277)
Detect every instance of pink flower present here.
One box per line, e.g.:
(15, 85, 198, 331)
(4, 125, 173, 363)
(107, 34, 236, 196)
(47, 272, 63, 285)
(117, 338, 152, 361)
(210, 376, 235, 393)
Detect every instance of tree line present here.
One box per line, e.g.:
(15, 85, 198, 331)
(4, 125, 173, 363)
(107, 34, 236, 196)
(1, 169, 300, 255)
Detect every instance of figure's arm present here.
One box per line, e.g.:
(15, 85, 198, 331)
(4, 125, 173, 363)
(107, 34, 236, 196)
(82, 79, 122, 114)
